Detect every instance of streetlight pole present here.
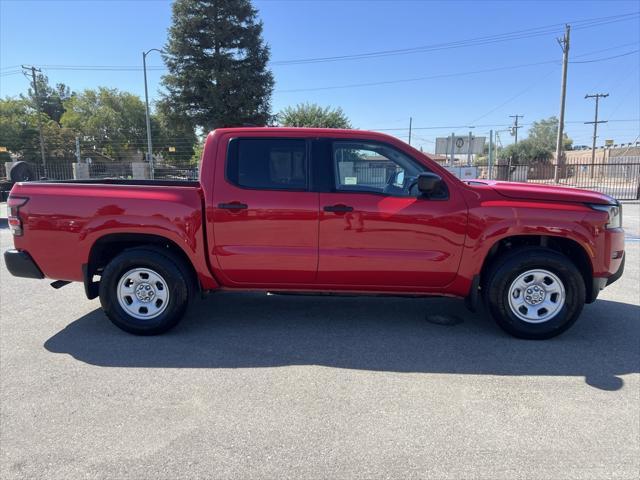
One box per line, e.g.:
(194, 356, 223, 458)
(143, 48, 162, 179)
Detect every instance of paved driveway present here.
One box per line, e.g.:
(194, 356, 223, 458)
(1, 204, 638, 479)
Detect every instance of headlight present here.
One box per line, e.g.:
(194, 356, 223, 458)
(590, 203, 622, 229)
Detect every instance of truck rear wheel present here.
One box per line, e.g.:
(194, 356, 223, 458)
(484, 247, 585, 339)
(99, 248, 190, 335)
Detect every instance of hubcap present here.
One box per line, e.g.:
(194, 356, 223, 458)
(117, 268, 169, 320)
(507, 269, 565, 323)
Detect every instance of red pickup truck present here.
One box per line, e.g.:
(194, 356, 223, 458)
(4, 128, 625, 339)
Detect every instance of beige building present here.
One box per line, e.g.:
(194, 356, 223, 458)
(555, 145, 640, 164)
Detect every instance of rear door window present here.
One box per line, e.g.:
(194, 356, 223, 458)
(227, 138, 308, 190)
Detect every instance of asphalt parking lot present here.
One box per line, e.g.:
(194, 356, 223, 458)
(1, 203, 639, 479)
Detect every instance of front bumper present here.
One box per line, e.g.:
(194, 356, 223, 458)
(589, 252, 625, 303)
(4, 249, 44, 279)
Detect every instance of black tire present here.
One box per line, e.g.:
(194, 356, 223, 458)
(484, 247, 585, 340)
(99, 247, 191, 335)
(9, 161, 36, 182)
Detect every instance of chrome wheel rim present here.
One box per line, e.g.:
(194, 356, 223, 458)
(507, 269, 565, 323)
(117, 268, 170, 320)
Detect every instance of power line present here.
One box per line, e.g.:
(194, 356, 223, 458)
(468, 68, 558, 124)
(0, 64, 22, 71)
(369, 118, 639, 132)
(569, 49, 639, 63)
(606, 71, 640, 121)
(6, 13, 637, 74)
(269, 12, 638, 65)
(13, 46, 635, 80)
(277, 49, 636, 93)
(277, 59, 560, 93)
(9, 41, 634, 75)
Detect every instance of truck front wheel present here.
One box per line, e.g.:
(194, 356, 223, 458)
(99, 248, 190, 335)
(484, 247, 586, 339)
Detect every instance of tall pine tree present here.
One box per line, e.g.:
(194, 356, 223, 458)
(161, 0, 274, 131)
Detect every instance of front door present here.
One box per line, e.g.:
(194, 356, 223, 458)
(317, 140, 467, 289)
(212, 137, 319, 286)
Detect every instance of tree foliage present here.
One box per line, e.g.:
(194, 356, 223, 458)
(22, 74, 72, 124)
(498, 140, 552, 165)
(0, 97, 76, 163)
(160, 0, 274, 131)
(2, 86, 196, 166)
(60, 88, 149, 158)
(498, 117, 573, 165)
(527, 116, 572, 151)
(0, 98, 39, 155)
(278, 103, 352, 128)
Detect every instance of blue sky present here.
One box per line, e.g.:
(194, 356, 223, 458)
(1, 0, 639, 151)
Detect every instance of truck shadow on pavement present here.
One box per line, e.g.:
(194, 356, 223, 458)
(44, 293, 639, 391)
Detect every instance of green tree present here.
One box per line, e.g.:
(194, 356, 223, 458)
(160, 0, 274, 131)
(498, 139, 552, 165)
(527, 116, 572, 151)
(278, 103, 352, 128)
(61, 88, 148, 158)
(22, 74, 72, 124)
(0, 97, 75, 164)
(0, 98, 39, 156)
(498, 117, 574, 168)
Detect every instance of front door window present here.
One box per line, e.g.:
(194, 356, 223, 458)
(333, 142, 423, 196)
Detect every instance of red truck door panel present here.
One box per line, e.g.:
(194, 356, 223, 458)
(317, 140, 467, 288)
(212, 138, 319, 285)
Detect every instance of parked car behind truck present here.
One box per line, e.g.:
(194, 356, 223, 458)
(4, 128, 625, 339)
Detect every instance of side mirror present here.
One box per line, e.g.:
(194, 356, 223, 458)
(417, 172, 443, 196)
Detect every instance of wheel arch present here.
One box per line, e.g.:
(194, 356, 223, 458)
(478, 234, 595, 302)
(83, 233, 200, 300)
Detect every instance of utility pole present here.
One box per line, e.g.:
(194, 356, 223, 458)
(22, 65, 47, 177)
(408, 117, 413, 146)
(142, 48, 162, 179)
(449, 132, 455, 167)
(585, 93, 608, 178)
(554, 24, 570, 183)
(75, 136, 81, 163)
(488, 129, 494, 180)
(509, 114, 524, 144)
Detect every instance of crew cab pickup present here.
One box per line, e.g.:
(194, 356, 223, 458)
(4, 128, 625, 339)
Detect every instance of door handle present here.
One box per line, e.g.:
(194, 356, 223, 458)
(218, 202, 248, 210)
(323, 204, 354, 213)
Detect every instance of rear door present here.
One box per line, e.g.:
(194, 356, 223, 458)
(316, 139, 467, 289)
(211, 137, 319, 285)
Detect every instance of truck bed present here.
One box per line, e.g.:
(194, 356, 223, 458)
(8, 180, 216, 289)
